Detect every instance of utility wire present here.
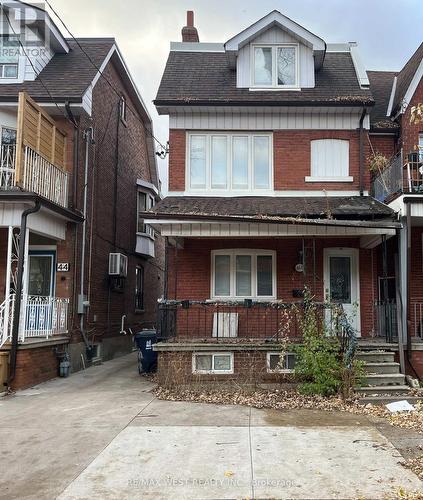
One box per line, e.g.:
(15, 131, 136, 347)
(43, 0, 168, 154)
(2, 6, 75, 126)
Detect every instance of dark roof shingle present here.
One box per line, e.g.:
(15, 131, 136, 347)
(155, 51, 373, 108)
(367, 70, 398, 130)
(0, 38, 114, 102)
(394, 42, 423, 112)
(149, 196, 393, 220)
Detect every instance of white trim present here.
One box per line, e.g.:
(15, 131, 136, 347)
(211, 249, 276, 300)
(250, 43, 300, 89)
(323, 247, 361, 336)
(186, 131, 273, 194)
(266, 351, 296, 373)
(166, 190, 368, 197)
(305, 176, 353, 183)
(192, 352, 234, 374)
(136, 179, 159, 196)
(326, 43, 351, 53)
(225, 10, 326, 52)
(401, 57, 423, 114)
(349, 43, 370, 88)
(386, 76, 397, 117)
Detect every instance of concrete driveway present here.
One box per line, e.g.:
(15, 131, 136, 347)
(0, 352, 421, 500)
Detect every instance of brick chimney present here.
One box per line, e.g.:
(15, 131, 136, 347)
(182, 11, 199, 42)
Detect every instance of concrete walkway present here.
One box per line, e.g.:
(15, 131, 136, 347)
(0, 353, 422, 499)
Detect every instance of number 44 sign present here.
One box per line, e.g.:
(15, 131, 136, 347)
(57, 263, 69, 272)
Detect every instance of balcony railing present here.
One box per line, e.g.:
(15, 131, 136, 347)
(0, 294, 69, 347)
(0, 144, 16, 189)
(411, 302, 423, 339)
(374, 300, 397, 342)
(371, 150, 423, 203)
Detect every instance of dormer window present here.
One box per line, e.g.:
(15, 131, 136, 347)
(252, 44, 298, 88)
(0, 35, 19, 79)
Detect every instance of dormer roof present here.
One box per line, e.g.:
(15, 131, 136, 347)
(224, 10, 326, 70)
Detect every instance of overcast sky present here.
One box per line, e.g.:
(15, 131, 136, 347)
(46, 0, 423, 191)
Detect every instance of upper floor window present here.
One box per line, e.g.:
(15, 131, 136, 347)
(252, 44, 298, 88)
(188, 133, 272, 192)
(307, 139, 352, 182)
(135, 266, 144, 311)
(137, 190, 155, 238)
(0, 35, 19, 79)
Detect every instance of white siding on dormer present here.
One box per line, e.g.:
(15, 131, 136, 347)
(236, 26, 315, 88)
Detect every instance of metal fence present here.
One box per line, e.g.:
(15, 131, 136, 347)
(374, 300, 397, 342)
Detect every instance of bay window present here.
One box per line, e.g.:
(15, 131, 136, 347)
(188, 133, 272, 192)
(137, 190, 155, 238)
(252, 44, 298, 88)
(211, 250, 276, 299)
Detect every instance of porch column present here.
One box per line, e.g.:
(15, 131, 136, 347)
(399, 218, 408, 347)
(19, 227, 30, 343)
(2, 227, 13, 345)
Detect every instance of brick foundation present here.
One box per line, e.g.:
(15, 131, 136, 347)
(12, 346, 59, 390)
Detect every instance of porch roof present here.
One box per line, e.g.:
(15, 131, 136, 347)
(146, 195, 395, 221)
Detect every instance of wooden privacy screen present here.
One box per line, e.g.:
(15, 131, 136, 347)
(15, 91, 67, 185)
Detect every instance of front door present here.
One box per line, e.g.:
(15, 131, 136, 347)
(26, 252, 56, 335)
(324, 248, 360, 336)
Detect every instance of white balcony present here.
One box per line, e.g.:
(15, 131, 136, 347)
(0, 294, 69, 347)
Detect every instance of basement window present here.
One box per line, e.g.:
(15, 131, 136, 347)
(267, 352, 296, 373)
(192, 352, 234, 374)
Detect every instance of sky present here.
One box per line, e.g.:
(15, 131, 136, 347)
(45, 0, 423, 192)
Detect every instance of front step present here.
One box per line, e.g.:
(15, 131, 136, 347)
(356, 351, 395, 363)
(358, 395, 423, 405)
(363, 362, 400, 374)
(355, 385, 410, 395)
(363, 373, 405, 386)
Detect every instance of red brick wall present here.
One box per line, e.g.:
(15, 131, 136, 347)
(167, 238, 376, 337)
(12, 346, 59, 390)
(168, 129, 369, 192)
(368, 134, 397, 159)
(400, 78, 423, 155)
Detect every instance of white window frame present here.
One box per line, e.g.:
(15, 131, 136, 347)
(0, 63, 18, 79)
(250, 43, 300, 89)
(186, 132, 273, 194)
(306, 139, 352, 182)
(137, 190, 155, 239)
(192, 352, 234, 374)
(266, 352, 296, 373)
(211, 249, 276, 300)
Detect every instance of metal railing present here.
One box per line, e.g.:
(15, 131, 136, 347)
(411, 302, 423, 339)
(371, 151, 403, 202)
(405, 152, 423, 194)
(374, 300, 397, 342)
(0, 144, 16, 190)
(0, 294, 69, 345)
(23, 145, 68, 207)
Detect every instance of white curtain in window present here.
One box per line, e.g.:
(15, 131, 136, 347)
(311, 139, 349, 178)
(190, 136, 206, 188)
(211, 136, 227, 188)
(214, 255, 230, 296)
(232, 136, 248, 189)
(253, 136, 270, 188)
(236, 255, 252, 296)
(254, 47, 272, 85)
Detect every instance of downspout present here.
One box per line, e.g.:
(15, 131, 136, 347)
(7, 200, 41, 388)
(359, 108, 366, 196)
(79, 127, 95, 351)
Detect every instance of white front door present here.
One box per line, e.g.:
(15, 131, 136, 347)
(324, 248, 361, 336)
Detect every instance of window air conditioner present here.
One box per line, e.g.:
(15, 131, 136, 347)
(108, 253, 128, 277)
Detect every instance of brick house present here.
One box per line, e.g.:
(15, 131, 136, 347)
(145, 10, 423, 386)
(0, 1, 164, 390)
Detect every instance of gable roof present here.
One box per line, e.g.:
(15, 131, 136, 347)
(367, 70, 398, 131)
(392, 42, 423, 114)
(224, 10, 326, 70)
(155, 50, 373, 109)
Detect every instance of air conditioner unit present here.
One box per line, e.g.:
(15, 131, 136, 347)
(108, 253, 128, 277)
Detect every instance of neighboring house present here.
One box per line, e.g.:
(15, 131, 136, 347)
(0, 1, 164, 390)
(146, 10, 414, 387)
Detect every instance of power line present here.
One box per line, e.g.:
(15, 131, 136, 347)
(1, 5, 75, 126)
(43, 0, 168, 154)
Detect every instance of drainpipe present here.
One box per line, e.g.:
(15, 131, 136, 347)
(359, 108, 366, 196)
(79, 127, 95, 350)
(7, 200, 41, 388)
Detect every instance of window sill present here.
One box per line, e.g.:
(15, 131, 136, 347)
(248, 87, 301, 92)
(267, 369, 294, 374)
(137, 232, 155, 241)
(135, 309, 145, 314)
(209, 297, 277, 302)
(305, 176, 354, 183)
(193, 370, 234, 375)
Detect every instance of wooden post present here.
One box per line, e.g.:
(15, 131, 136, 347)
(15, 92, 26, 187)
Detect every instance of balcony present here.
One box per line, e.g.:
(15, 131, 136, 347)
(0, 92, 69, 208)
(371, 150, 423, 203)
(0, 294, 69, 347)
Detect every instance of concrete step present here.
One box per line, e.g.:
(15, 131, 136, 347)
(356, 351, 395, 363)
(364, 373, 405, 386)
(363, 362, 400, 375)
(358, 395, 423, 405)
(355, 385, 410, 395)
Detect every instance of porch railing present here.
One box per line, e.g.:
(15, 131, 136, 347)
(411, 302, 423, 339)
(22, 145, 68, 208)
(374, 300, 397, 342)
(371, 149, 423, 203)
(0, 294, 69, 346)
(0, 144, 16, 189)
